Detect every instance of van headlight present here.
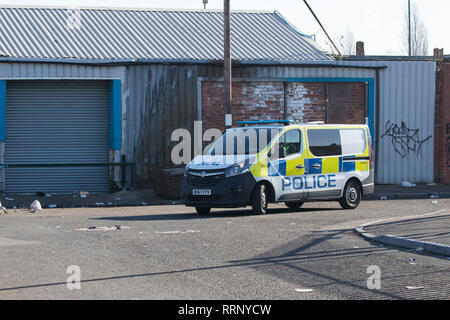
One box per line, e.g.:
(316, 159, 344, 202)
(225, 161, 252, 177)
(184, 165, 189, 177)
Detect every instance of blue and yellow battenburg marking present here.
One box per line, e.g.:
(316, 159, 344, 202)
(266, 156, 368, 176)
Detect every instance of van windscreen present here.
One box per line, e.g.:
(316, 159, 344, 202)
(204, 128, 281, 155)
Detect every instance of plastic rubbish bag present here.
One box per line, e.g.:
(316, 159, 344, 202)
(0, 201, 6, 214)
(29, 200, 43, 213)
(401, 181, 416, 187)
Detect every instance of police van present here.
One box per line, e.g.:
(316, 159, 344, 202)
(181, 120, 374, 215)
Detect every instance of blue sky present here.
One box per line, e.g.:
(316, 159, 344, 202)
(0, 0, 448, 55)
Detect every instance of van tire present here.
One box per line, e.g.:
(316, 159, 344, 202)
(195, 207, 211, 215)
(251, 184, 268, 215)
(285, 201, 304, 210)
(339, 180, 361, 209)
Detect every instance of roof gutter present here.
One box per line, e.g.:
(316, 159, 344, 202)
(0, 57, 388, 70)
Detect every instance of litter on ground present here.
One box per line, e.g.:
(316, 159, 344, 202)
(154, 230, 200, 234)
(295, 288, 314, 293)
(401, 181, 416, 187)
(0, 202, 7, 214)
(74, 225, 129, 231)
(406, 286, 424, 290)
(29, 200, 43, 213)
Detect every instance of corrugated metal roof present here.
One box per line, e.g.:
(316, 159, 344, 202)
(0, 7, 333, 64)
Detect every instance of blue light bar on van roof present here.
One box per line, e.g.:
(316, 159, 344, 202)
(237, 120, 293, 126)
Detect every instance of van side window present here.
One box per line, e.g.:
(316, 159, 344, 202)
(340, 129, 366, 155)
(307, 129, 342, 157)
(279, 130, 302, 157)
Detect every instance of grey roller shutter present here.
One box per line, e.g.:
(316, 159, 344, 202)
(5, 80, 110, 194)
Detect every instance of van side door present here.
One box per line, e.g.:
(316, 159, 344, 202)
(268, 129, 306, 201)
(305, 129, 343, 199)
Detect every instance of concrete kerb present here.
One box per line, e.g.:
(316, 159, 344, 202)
(363, 192, 450, 201)
(354, 209, 450, 257)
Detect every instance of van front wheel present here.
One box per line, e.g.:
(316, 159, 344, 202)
(251, 184, 268, 215)
(339, 180, 361, 209)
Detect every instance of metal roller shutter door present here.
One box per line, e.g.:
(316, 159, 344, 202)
(5, 80, 109, 194)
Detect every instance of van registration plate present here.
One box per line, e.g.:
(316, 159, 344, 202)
(192, 189, 211, 196)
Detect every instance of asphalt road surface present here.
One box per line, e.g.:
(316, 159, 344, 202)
(0, 198, 449, 300)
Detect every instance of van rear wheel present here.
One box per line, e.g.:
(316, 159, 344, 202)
(195, 207, 211, 215)
(251, 184, 268, 215)
(285, 201, 304, 210)
(339, 180, 361, 209)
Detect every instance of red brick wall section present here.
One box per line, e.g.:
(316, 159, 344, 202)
(438, 62, 450, 183)
(327, 83, 367, 124)
(202, 81, 286, 133)
(287, 83, 327, 123)
(435, 63, 442, 182)
(201, 80, 366, 131)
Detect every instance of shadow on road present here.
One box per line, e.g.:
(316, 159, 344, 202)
(91, 207, 342, 221)
(1, 226, 448, 299)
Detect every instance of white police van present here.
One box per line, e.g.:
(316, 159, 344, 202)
(181, 120, 374, 215)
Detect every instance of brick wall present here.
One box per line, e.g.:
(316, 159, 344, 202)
(201, 81, 286, 133)
(201, 81, 366, 133)
(435, 63, 442, 182)
(327, 83, 367, 124)
(436, 62, 450, 183)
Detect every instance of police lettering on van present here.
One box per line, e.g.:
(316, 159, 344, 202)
(181, 120, 374, 215)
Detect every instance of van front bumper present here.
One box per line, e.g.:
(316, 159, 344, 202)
(181, 172, 257, 208)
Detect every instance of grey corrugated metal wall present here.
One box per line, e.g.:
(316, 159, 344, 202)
(378, 62, 435, 184)
(337, 60, 436, 184)
(5, 80, 110, 193)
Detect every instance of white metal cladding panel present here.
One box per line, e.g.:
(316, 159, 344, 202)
(5, 80, 109, 194)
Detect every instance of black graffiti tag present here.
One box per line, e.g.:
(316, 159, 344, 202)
(381, 121, 432, 158)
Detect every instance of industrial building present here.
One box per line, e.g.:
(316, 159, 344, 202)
(0, 6, 440, 194)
